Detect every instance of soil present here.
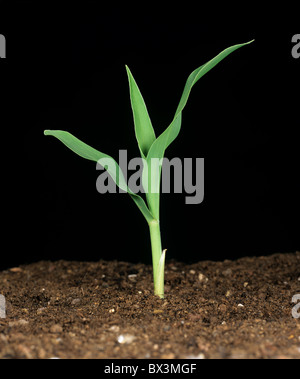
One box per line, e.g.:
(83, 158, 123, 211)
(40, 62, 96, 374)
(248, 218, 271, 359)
(0, 252, 299, 359)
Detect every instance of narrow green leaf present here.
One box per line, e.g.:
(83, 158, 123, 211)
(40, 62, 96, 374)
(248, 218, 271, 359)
(126, 65, 156, 158)
(145, 40, 254, 219)
(44, 130, 155, 224)
(174, 40, 254, 119)
(148, 40, 254, 159)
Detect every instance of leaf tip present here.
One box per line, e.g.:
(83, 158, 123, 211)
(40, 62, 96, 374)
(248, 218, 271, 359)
(125, 65, 133, 81)
(44, 130, 51, 136)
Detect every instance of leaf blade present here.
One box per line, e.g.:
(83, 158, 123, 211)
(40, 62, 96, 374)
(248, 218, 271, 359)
(174, 40, 255, 119)
(145, 40, 254, 219)
(44, 130, 155, 224)
(126, 65, 156, 158)
(149, 40, 254, 159)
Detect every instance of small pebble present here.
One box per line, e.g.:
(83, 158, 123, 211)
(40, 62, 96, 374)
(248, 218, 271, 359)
(117, 334, 136, 344)
(128, 274, 137, 281)
(71, 298, 81, 305)
(222, 268, 232, 277)
(109, 325, 120, 332)
(185, 353, 205, 359)
(37, 308, 46, 315)
(9, 267, 23, 273)
(198, 273, 208, 282)
(50, 324, 63, 334)
(161, 353, 175, 359)
(9, 319, 29, 327)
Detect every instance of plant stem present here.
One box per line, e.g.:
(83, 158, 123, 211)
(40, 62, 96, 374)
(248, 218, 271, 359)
(148, 219, 164, 298)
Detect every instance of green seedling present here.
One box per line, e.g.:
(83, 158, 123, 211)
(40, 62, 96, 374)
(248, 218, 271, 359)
(44, 40, 254, 298)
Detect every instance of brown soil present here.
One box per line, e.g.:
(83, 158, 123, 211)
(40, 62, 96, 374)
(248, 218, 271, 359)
(0, 252, 300, 359)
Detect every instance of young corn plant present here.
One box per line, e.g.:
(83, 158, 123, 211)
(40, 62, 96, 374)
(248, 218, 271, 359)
(44, 40, 253, 299)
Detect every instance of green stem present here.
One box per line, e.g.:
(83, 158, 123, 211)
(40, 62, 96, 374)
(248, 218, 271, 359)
(149, 219, 164, 298)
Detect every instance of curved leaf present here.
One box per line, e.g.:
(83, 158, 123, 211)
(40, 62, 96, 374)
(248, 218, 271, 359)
(44, 130, 155, 224)
(145, 40, 254, 218)
(148, 40, 254, 160)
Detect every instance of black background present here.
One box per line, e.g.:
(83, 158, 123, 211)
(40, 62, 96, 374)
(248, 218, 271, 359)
(0, 3, 299, 270)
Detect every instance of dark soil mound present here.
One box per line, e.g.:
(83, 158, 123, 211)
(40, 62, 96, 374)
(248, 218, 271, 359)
(0, 252, 299, 359)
